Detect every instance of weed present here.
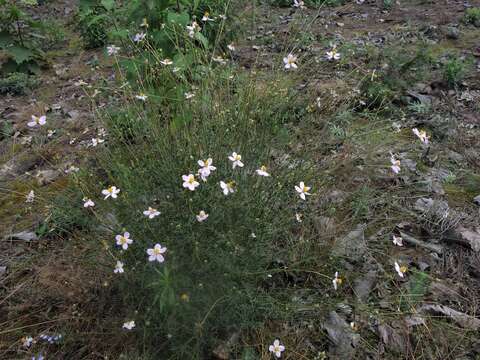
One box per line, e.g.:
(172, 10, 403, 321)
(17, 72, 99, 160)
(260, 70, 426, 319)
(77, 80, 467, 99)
(443, 56, 465, 88)
(0, 71, 38, 94)
(464, 7, 480, 27)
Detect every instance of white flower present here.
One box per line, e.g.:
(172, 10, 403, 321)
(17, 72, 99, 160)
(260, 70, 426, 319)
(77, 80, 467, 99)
(201, 11, 213, 22)
(326, 47, 341, 61)
(160, 58, 173, 66)
(293, 0, 306, 8)
(212, 56, 227, 65)
(227, 43, 235, 51)
(196, 210, 209, 222)
(122, 320, 135, 330)
(135, 93, 148, 101)
(283, 53, 298, 70)
(295, 182, 311, 200)
(220, 180, 235, 195)
(332, 271, 343, 290)
(256, 165, 270, 177)
(114, 261, 124, 274)
(269, 339, 285, 358)
(83, 198, 95, 208)
(65, 165, 79, 174)
(22, 336, 34, 348)
(140, 18, 149, 28)
(182, 174, 200, 191)
(143, 207, 160, 219)
(394, 261, 407, 278)
(133, 32, 146, 43)
(91, 137, 104, 147)
(228, 152, 244, 169)
(115, 232, 133, 250)
(186, 21, 201, 38)
(185, 91, 195, 99)
(295, 213, 303, 222)
(198, 158, 217, 181)
(47, 129, 56, 138)
(27, 115, 46, 128)
(390, 154, 401, 174)
(147, 243, 167, 263)
(107, 44, 120, 56)
(26, 190, 35, 203)
(392, 235, 403, 247)
(412, 128, 429, 145)
(102, 186, 120, 199)
(218, 14, 227, 20)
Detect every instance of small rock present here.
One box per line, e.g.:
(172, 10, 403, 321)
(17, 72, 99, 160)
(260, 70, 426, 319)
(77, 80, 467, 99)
(448, 226, 480, 252)
(6, 231, 38, 241)
(36, 169, 60, 186)
(445, 26, 460, 40)
(353, 269, 377, 302)
(313, 216, 336, 236)
(473, 195, 480, 206)
(332, 224, 367, 262)
(322, 311, 360, 358)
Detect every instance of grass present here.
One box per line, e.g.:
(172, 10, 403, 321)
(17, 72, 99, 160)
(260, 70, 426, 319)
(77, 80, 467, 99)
(3, 0, 480, 359)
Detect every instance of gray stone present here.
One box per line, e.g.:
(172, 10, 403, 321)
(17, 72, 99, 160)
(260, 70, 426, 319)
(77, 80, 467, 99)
(445, 26, 460, 40)
(35, 169, 60, 186)
(332, 224, 367, 262)
(5, 231, 38, 241)
(322, 311, 360, 358)
(353, 269, 377, 302)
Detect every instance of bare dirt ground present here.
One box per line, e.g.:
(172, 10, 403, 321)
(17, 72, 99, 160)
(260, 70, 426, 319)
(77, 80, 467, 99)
(1, 0, 480, 359)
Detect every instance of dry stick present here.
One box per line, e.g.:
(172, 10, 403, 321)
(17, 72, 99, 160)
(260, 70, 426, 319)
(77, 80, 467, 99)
(399, 231, 444, 255)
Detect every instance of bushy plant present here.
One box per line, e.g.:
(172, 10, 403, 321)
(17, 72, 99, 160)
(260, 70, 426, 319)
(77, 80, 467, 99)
(0, 71, 38, 94)
(443, 56, 465, 88)
(464, 7, 480, 27)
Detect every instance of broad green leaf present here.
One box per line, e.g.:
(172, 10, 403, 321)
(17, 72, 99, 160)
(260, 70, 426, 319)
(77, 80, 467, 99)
(166, 10, 190, 27)
(8, 46, 34, 64)
(194, 31, 209, 49)
(100, 0, 115, 11)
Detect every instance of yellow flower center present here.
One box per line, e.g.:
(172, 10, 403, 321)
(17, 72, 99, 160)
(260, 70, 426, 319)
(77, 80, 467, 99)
(303, 186, 308, 192)
(154, 247, 162, 255)
(227, 181, 235, 188)
(261, 165, 267, 171)
(108, 187, 113, 193)
(204, 11, 209, 17)
(119, 236, 127, 244)
(188, 176, 195, 184)
(400, 266, 407, 273)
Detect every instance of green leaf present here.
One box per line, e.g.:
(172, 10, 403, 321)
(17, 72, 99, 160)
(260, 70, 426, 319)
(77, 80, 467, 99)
(0, 31, 14, 48)
(194, 32, 209, 49)
(166, 10, 189, 27)
(8, 46, 34, 64)
(100, 0, 115, 11)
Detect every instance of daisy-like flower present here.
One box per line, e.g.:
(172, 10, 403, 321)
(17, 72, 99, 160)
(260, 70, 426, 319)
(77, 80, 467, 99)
(160, 58, 173, 66)
(390, 153, 401, 174)
(269, 339, 285, 358)
(295, 182, 311, 200)
(212, 56, 227, 65)
(147, 243, 167, 263)
(332, 271, 343, 290)
(256, 165, 270, 177)
(83, 198, 95, 208)
(122, 320, 135, 330)
(140, 18, 149, 28)
(295, 213, 303, 222)
(412, 128, 429, 145)
(47, 129, 56, 138)
(27, 115, 46, 128)
(392, 235, 403, 247)
(198, 158, 217, 181)
(91, 137, 105, 147)
(26, 190, 35, 203)
(114, 261, 124, 274)
(293, 0, 306, 8)
(102, 186, 120, 199)
(182, 174, 200, 191)
(186, 21, 201, 38)
(227, 43, 235, 51)
(133, 32, 146, 43)
(143, 207, 160, 219)
(22, 336, 34, 348)
(394, 261, 407, 278)
(196, 210, 209, 222)
(202, 11, 213, 22)
(220, 180, 236, 195)
(326, 46, 341, 61)
(135, 93, 148, 101)
(283, 53, 298, 70)
(107, 44, 120, 56)
(65, 165, 79, 174)
(185, 92, 195, 99)
(228, 152, 244, 169)
(115, 232, 133, 250)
